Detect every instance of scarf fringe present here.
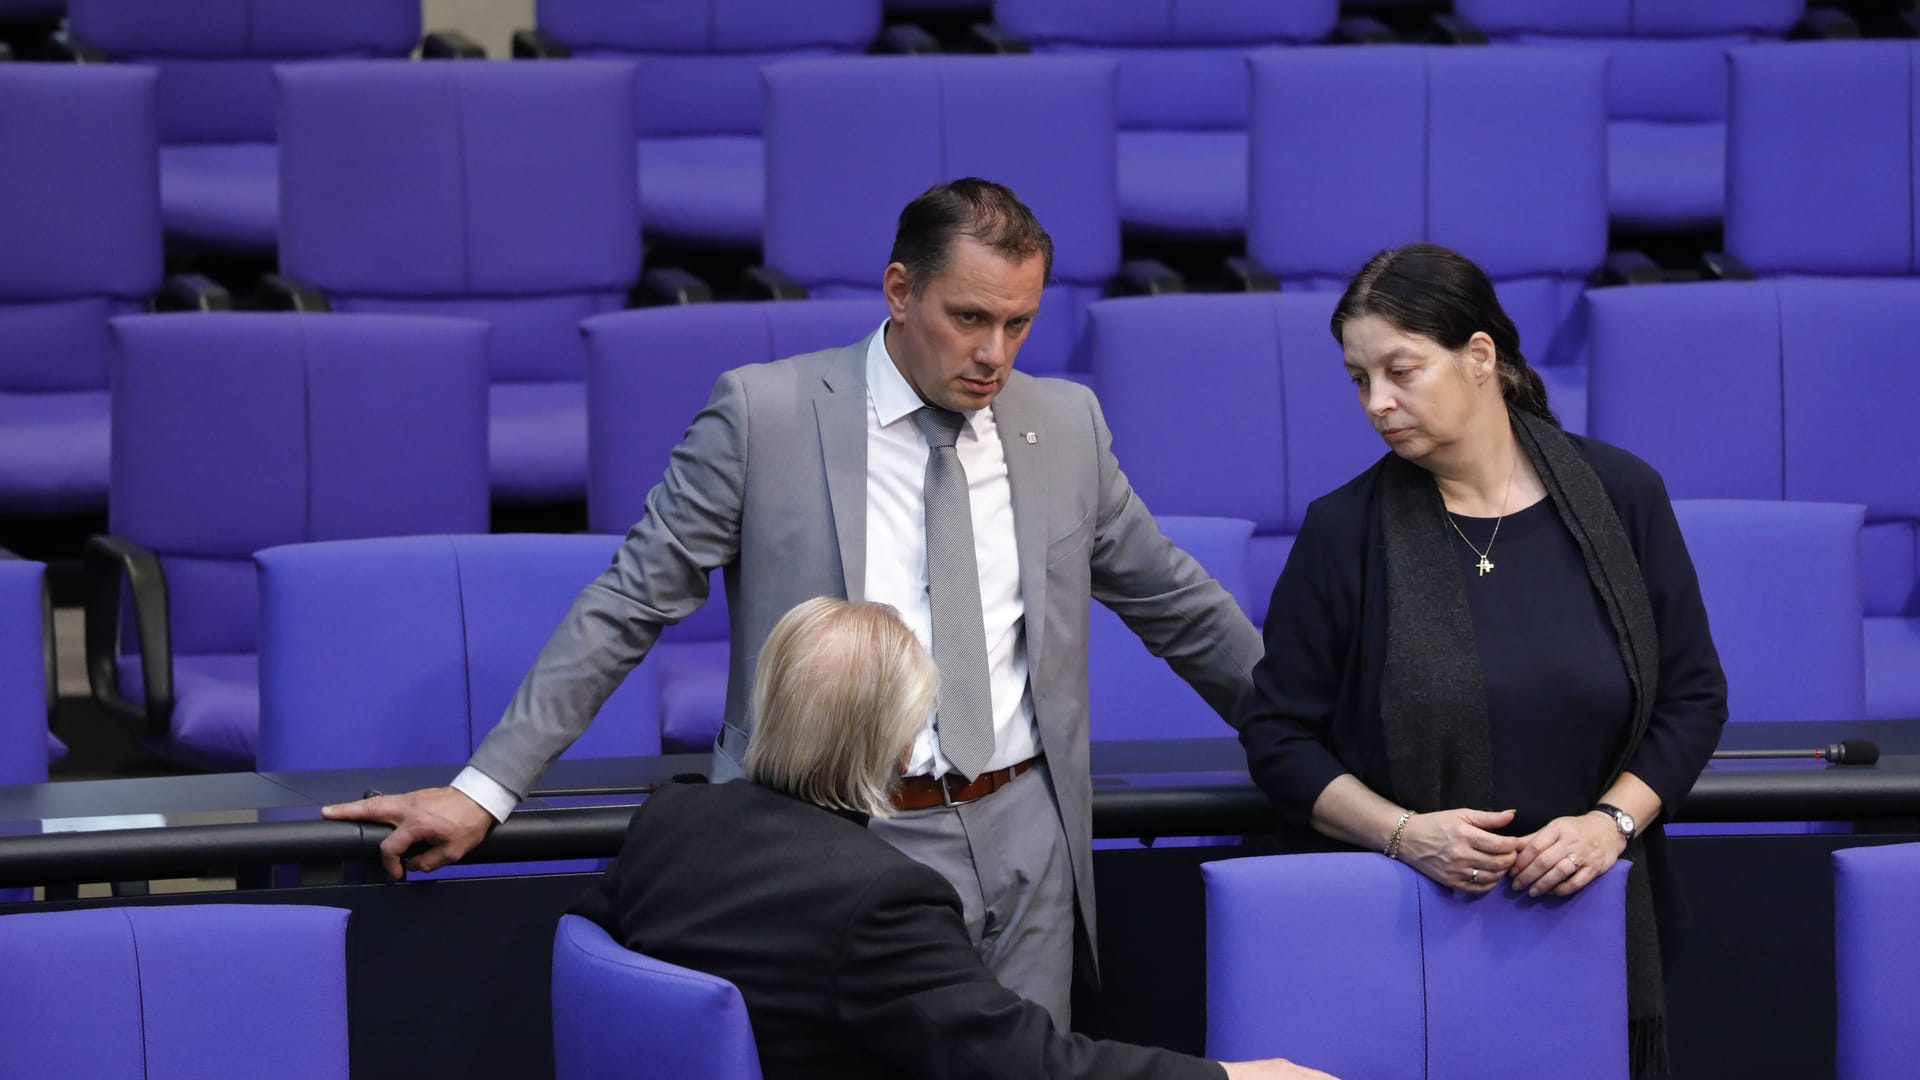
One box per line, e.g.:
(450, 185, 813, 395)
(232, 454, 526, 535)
(1631, 1015, 1670, 1079)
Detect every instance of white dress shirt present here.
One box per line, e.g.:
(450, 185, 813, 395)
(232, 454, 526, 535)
(862, 323, 1038, 778)
(456, 322, 1039, 820)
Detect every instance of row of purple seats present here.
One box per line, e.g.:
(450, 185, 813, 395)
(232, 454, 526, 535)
(0, 904, 349, 1079)
(552, 856, 1632, 1080)
(1587, 279, 1920, 720)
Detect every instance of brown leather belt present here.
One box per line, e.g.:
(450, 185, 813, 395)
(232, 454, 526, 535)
(890, 755, 1041, 811)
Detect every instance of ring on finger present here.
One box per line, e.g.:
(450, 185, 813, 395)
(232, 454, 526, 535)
(1563, 854, 1581, 870)
(1469, 868, 1480, 884)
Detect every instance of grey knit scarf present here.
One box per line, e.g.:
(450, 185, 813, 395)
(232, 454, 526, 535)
(1379, 408, 1668, 1077)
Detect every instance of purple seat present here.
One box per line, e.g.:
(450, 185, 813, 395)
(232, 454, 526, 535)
(531, 0, 882, 249)
(993, 0, 1338, 239)
(1085, 292, 1381, 623)
(1088, 515, 1254, 741)
(257, 534, 660, 770)
(762, 56, 1119, 377)
(258, 534, 655, 877)
(0, 65, 161, 516)
(585, 299, 883, 750)
(1458, 0, 1805, 231)
(0, 555, 52, 788)
(1726, 42, 1920, 280)
(1588, 279, 1920, 721)
(1247, 46, 1608, 431)
(276, 60, 643, 502)
(67, 0, 420, 255)
(0, 904, 349, 1080)
(1672, 500, 1865, 723)
(1205, 853, 1629, 1079)
(91, 313, 490, 770)
(553, 913, 763, 1080)
(1833, 842, 1920, 1080)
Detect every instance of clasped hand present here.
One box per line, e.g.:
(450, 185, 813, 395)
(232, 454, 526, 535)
(1398, 808, 1624, 897)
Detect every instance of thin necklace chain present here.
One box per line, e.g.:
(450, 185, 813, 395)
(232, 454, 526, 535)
(1443, 442, 1520, 572)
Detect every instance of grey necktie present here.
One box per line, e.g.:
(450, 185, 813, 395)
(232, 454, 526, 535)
(912, 406, 995, 780)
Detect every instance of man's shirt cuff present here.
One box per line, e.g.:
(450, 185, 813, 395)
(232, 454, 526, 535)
(452, 767, 518, 824)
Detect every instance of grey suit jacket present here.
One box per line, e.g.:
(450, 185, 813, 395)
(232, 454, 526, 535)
(469, 330, 1265, 952)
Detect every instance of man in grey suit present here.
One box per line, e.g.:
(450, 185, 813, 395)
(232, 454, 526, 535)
(325, 179, 1264, 1026)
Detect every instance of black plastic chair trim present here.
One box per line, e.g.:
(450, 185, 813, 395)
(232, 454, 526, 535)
(1223, 255, 1281, 293)
(510, 29, 570, 59)
(1114, 259, 1186, 297)
(1791, 7, 1861, 39)
(970, 22, 1030, 54)
(45, 32, 108, 63)
(83, 535, 173, 741)
(421, 31, 488, 60)
(1699, 252, 1757, 282)
(1430, 14, 1488, 45)
(634, 267, 715, 306)
(1594, 250, 1666, 287)
(257, 273, 331, 313)
(152, 274, 234, 313)
(1332, 15, 1397, 45)
(740, 266, 809, 301)
(876, 24, 941, 55)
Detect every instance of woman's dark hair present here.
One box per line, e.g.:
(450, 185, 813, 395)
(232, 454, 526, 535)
(889, 178, 1054, 294)
(1329, 243, 1559, 427)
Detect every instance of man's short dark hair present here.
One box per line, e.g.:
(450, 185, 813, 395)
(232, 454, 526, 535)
(888, 178, 1054, 294)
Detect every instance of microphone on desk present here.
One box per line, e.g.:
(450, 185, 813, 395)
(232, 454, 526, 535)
(1711, 739, 1880, 766)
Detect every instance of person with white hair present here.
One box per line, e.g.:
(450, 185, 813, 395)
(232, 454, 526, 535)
(572, 597, 1334, 1080)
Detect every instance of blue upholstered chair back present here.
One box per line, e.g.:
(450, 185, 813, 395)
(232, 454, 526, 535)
(0, 556, 51, 787)
(552, 913, 763, 1080)
(1833, 842, 1920, 1080)
(257, 533, 662, 771)
(1206, 853, 1629, 1079)
(0, 904, 350, 1080)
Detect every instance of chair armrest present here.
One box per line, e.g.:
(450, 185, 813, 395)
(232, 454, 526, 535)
(84, 535, 172, 741)
(1113, 259, 1186, 297)
(877, 24, 941, 55)
(1792, 7, 1861, 39)
(510, 29, 571, 59)
(1429, 14, 1488, 45)
(0, 548, 57, 730)
(45, 31, 108, 63)
(1332, 16, 1397, 44)
(1593, 250, 1665, 287)
(1699, 252, 1756, 282)
(152, 273, 234, 312)
(970, 23, 1030, 55)
(0, 42, 12, 62)
(741, 266, 809, 301)
(1223, 255, 1280, 293)
(422, 31, 488, 59)
(634, 267, 714, 306)
(257, 273, 331, 313)
(1900, 10, 1920, 38)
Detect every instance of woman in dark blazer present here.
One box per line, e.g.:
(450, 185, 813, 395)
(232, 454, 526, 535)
(577, 596, 1335, 1080)
(1238, 244, 1727, 1076)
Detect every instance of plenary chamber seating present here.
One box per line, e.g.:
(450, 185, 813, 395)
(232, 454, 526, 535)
(1244, 45, 1614, 432)
(983, 0, 1341, 240)
(1206, 853, 1630, 1080)
(86, 313, 490, 770)
(0, 552, 55, 787)
(1084, 291, 1385, 623)
(584, 299, 883, 751)
(0, 65, 164, 518)
(0, 904, 349, 1080)
(274, 59, 694, 504)
(1724, 41, 1920, 282)
(63, 0, 423, 257)
(1587, 280, 1920, 721)
(1833, 842, 1920, 1080)
(516, 0, 886, 251)
(760, 56, 1179, 380)
(1452, 0, 1810, 233)
(552, 913, 763, 1080)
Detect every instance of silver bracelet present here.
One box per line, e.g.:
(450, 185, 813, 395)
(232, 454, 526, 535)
(1384, 810, 1413, 860)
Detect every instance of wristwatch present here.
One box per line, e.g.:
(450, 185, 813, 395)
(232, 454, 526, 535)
(1593, 803, 1636, 842)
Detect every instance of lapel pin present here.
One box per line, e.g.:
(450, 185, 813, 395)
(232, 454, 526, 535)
(1024, 432, 1038, 444)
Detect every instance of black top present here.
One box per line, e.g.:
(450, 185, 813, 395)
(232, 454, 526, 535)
(572, 781, 1223, 1080)
(1239, 434, 1727, 834)
(1450, 496, 1634, 834)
